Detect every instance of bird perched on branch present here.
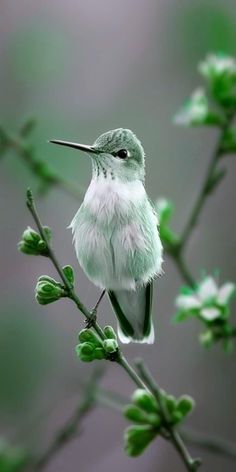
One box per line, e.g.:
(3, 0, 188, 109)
(50, 129, 163, 343)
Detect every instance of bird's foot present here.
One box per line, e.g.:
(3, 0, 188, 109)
(85, 309, 97, 329)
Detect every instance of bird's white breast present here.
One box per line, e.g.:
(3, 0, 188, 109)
(70, 176, 162, 290)
(83, 177, 146, 221)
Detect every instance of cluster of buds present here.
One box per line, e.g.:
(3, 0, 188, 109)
(124, 389, 195, 456)
(0, 439, 28, 472)
(76, 326, 119, 362)
(174, 276, 236, 352)
(35, 275, 67, 305)
(155, 198, 179, 251)
(18, 226, 51, 256)
(174, 53, 236, 128)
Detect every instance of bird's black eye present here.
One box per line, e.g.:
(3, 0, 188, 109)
(115, 149, 128, 159)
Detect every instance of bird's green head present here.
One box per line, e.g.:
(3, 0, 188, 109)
(50, 128, 145, 182)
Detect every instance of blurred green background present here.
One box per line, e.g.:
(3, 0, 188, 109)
(0, 1, 236, 471)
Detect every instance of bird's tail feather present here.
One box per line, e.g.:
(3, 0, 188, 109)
(108, 283, 154, 344)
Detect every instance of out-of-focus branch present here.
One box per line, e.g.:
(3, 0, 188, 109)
(181, 428, 236, 460)
(0, 122, 82, 199)
(29, 368, 104, 471)
(164, 111, 235, 288)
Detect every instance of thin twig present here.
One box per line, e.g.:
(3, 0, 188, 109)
(166, 113, 235, 289)
(26, 188, 105, 340)
(136, 360, 201, 471)
(180, 113, 234, 250)
(2, 129, 83, 200)
(95, 387, 236, 461)
(181, 428, 236, 461)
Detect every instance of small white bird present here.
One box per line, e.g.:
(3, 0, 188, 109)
(51, 129, 163, 343)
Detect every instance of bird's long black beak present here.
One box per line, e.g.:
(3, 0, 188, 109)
(49, 139, 99, 154)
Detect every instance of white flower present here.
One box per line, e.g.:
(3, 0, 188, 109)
(199, 54, 236, 80)
(197, 276, 218, 301)
(175, 276, 236, 323)
(217, 282, 236, 305)
(174, 89, 209, 126)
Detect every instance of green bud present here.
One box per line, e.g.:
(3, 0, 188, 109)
(78, 329, 102, 347)
(177, 395, 195, 417)
(124, 405, 161, 427)
(124, 405, 150, 424)
(171, 410, 184, 425)
(164, 394, 177, 415)
(103, 325, 117, 340)
(103, 338, 119, 354)
(124, 425, 157, 457)
(132, 389, 158, 414)
(35, 276, 65, 305)
(18, 226, 48, 256)
(62, 265, 74, 286)
(93, 347, 106, 360)
(76, 342, 95, 362)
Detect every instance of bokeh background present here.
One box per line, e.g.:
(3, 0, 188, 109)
(1, 1, 236, 471)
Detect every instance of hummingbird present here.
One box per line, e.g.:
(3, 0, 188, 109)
(50, 129, 163, 344)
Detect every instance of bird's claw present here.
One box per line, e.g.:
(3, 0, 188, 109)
(85, 309, 97, 328)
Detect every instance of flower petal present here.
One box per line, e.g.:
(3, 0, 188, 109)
(200, 307, 221, 321)
(198, 277, 218, 302)
(176, 295, 201, 311)
(217, 283, 236, 306)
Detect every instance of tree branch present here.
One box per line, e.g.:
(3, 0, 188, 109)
(135, 360, 201, 471)
(29, 368, 103, 471)
(26, 189, 198, 471)
(1, 125, 82, 200)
